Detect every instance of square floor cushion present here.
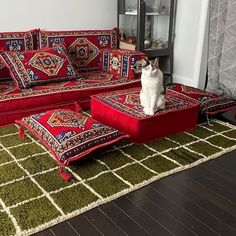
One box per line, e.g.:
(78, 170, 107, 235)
(16, 109, 128, 166)
(91, 87, 199, 143)
(167, 83, 236, 115)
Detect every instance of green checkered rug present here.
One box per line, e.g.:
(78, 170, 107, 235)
(0, 119, 236, 236)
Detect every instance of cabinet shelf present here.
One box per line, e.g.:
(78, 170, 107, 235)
(123, 12, 169, 16)
(118, 0, 176, 77)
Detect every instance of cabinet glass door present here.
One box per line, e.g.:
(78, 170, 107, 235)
(118, 0, 138, 49)
(144, 0, 170, 51)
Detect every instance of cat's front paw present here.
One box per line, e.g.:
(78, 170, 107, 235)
(143, 108, 149, 115)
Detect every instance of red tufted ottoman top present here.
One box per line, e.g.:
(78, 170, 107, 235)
(91, 87, 199, 143)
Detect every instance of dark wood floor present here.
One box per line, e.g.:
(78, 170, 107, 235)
(34, 111, 236, 236)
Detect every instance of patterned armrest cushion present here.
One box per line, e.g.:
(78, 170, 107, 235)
(99, 49, 147, 79)
(0, 29, 38, 80)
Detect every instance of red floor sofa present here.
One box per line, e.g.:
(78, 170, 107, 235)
(0, 28, 145, 126)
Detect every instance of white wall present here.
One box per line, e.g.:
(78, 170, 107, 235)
(0, 0, 117, 31)
(173, 0, 209, 88)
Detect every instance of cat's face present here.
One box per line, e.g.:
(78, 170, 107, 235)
(141, 58, 159, 76)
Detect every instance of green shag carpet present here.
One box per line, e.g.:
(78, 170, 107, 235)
(0, 119, 236, 236)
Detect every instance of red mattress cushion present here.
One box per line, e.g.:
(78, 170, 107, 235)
(168, 83, 236, 115)
(0, 72, 141, 126)
(37, 29, 118, 71)
(0, 44, 77, 89)
(16, 109, 128, 166)
(91, 87, 199, 143)
(0, 29, 37, 79)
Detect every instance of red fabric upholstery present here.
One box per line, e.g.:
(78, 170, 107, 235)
(0, 44, 77, 89)
(99, 49, 147, 79)
(167, 84, 236, 115)
(0, 72, 141, 126)
(91, 87, 199, 143)
(16, 109, 128, 166)
(0, 29, 38, 80)
(37, 29, 118, 71)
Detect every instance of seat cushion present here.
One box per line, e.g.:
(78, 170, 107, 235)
(16, 109, 128, 166)
(91, 87, 199, 143)
(167, 84, 236, 115)
(0, 71, 141, 126)
(0, 44, 77, 89)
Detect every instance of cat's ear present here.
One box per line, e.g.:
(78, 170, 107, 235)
(141, 59, 148, 67)
(153, 57, 159, 68)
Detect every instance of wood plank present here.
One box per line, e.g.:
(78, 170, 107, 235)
(99, 202, 150, 236)
(32, 229, 55, 236)
(68, 213, 103, 236)
(84, 207, 127, 236)
(114, 196, 175, 236)
(127, 195, 197, 236)
(162, 174, 236, 228)
(133, 185, 219, 236)
(50, 221, 80, 236)
(151, 181, 236, 236)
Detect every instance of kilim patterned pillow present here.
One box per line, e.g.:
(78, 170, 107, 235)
(167, 83, 236, 115)
(0, 29, 38, 80)
(99, 49, 147, 79)
(0, 44, 78, 89)
(37, 29, 118, 71)
(16, 109, 128, 166)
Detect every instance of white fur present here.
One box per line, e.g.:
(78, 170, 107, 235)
(140, 64, 165, 115)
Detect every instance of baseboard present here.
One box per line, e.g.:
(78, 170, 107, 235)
(172, 74, 198, 87)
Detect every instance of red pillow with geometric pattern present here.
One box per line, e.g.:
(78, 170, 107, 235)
(16, 109, 128, 166)
(99, 49, 147, 79)
(0, 29, 37, 80)
(37, 29, 118, 72)
(167, 83, 236, 115)
(0, 44, 78, 89)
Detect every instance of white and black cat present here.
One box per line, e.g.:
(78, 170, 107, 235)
(134, 58, 165, 115)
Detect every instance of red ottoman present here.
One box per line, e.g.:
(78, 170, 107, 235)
(91, 87, 199, 143)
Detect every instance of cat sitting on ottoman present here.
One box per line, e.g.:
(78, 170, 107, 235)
(133, 58, 165, 115)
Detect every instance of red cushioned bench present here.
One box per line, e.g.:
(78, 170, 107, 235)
(91, 87, 199, 143)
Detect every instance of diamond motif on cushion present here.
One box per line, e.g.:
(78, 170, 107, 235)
(125, 94, 140, 105)
(28, 52, 65, 76)
(68, 38, 99, 67)
(47, 110, 89, 129)
(181, 85, 214, 96)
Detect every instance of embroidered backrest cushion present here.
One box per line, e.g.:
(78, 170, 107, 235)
(16, 109, 128, 166)
(168, 83, 236, 115)
(99, 49, 147, 79)
(0, 44, 77, 89)
(0, 30, 37, 80)
(37, 29, 118, 71)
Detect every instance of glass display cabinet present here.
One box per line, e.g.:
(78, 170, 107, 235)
(117, 0, 177, 78)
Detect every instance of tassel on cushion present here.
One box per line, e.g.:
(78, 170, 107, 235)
(58, 167, 73, 181)
(18, 126, 26, 140)
(74, 101, 82, 113)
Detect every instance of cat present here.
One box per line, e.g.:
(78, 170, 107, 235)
(138, 58, 165, 115)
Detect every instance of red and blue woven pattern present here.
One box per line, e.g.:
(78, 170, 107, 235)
(16, 109, 128, 165)
(168, 84, 236, 115)
(0, 29, 37, 79)
(37, 29, 118, 71)
(0, 44, 77, 89)
(100, 49, 146, 79)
